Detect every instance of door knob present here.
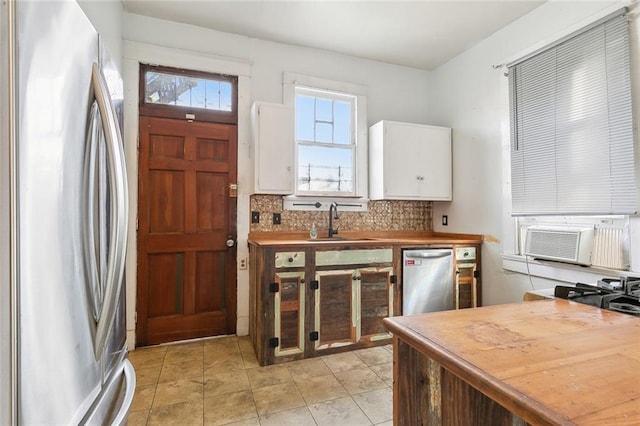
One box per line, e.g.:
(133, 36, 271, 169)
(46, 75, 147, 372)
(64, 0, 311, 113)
(226, 238, 236, 247)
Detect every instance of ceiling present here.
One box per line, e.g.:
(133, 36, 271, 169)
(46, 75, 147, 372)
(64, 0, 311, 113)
(122, 1, 545, 70)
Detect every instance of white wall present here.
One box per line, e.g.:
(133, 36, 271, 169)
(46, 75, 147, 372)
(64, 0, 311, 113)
(124, 13, 430, 122)
(77, 0, 122, 71)
(122, 12, 431, 345)
(428, 0, 640, 305)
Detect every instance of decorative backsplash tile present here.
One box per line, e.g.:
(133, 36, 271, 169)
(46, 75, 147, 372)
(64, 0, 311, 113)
(250, 195, 432, 232)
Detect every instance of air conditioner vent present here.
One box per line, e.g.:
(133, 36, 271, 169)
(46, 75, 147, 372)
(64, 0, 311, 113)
(525, 226, 594, 266)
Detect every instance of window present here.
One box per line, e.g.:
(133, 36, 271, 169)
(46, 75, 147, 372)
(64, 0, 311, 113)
(139, 64, 238, 124)
(295, 87, 356, 195)
(508, 9, 636, 216)
(283, 73, 368, 210)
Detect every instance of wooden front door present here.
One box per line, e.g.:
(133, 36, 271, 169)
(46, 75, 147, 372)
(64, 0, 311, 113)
(137, 116, 237, 345)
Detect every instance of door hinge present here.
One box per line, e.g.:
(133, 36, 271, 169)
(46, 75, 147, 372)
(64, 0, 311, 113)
(310, 280, 319, 290)
(269, 337, 279, 348)
(134, 311, 138, 324)
(136, 217, 139, 230)
(310, 331, 319, 341)
(269, 282, 279, 293)
(474, 270, 480, 279)
(390, 275, 397, 284)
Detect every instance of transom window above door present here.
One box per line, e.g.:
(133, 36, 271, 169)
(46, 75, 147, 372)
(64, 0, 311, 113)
(139, 64, 237, 124)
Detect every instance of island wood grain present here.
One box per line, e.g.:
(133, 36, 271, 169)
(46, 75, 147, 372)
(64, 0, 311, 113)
(384, 299, 640, 425)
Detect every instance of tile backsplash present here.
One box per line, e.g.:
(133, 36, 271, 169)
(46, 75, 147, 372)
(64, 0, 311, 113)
(250, 195, 432, 233)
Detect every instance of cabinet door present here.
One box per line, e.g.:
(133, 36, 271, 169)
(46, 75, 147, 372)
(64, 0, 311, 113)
(454, 246, 480, 309)
(273, 271, 305, 356)
(251, 102, 294, 194)
(455, 263, 477, 309)
(383, 122, 452, 200)
(358, 267, 394, 341)
(314, 269, 357, 350)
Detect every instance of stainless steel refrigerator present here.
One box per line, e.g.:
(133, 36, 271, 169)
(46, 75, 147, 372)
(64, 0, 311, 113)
(0, 0, 135, 424)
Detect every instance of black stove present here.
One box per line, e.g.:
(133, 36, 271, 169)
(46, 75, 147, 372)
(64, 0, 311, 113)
(554, 277, 640, 317)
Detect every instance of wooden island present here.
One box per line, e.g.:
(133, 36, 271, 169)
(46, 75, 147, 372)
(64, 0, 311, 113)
(383, 299, 640, 425)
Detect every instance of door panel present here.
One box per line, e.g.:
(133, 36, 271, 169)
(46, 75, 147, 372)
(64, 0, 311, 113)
(149, 171, 185, 233)
(315, 270, 356, 349)
(137, 116, 237, 345)
(274, 271, 305, 356)
(195, 251, 225, 313)
(196, 172, 227, 231)
(151, 135, 185, 159)
(147, 253, 183, 317)
(360, 267, 393, 339)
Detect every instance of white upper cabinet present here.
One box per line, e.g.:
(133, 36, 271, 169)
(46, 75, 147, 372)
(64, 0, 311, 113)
(251, 102, 294, 194)
(369, 120, 452, 201)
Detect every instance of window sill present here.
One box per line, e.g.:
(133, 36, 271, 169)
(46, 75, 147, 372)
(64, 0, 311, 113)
(502, 254, 639, 284)
(283, 196, 369, 212)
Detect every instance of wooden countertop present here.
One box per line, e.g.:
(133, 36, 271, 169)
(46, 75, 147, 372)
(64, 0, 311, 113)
(248, 231, 483, 246)
(383, 299, 640, 425)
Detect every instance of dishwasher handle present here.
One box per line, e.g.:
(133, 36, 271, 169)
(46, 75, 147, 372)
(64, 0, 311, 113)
(405, 251, 452, 260)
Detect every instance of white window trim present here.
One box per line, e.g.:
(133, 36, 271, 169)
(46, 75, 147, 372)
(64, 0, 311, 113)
(283, 72, 368, 211)
(502, 253, 640, 286)
(295, 86, 357, 197)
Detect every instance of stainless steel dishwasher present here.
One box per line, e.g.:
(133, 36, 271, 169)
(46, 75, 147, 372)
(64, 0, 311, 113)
(402, 249, 454, 315)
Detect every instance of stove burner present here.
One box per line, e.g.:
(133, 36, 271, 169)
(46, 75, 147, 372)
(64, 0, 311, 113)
(554, 279, 640, 317)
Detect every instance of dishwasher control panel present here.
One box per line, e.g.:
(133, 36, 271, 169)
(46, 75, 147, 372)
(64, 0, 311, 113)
(455, 247, 476, 261)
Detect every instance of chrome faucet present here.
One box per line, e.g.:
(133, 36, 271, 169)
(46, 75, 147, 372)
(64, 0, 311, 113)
(328, 202, 339, 238)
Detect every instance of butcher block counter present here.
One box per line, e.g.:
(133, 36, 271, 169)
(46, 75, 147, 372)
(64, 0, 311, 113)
(248, 230, 483, 246)
(383, 299, 640, 425)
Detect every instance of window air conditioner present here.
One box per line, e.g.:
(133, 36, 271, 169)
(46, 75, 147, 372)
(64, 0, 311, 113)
(524, 226, 595, 266)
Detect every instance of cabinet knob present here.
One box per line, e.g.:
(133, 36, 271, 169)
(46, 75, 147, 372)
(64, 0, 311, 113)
(288, 257, 294, 263)
(300, 279, 305, 284)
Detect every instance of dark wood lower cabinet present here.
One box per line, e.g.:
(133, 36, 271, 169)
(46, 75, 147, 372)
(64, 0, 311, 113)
(249, 239, 482, 367)
(315, 270, 357, 349)
(249, 244, 395, 365)
(273, 270, 305, 356)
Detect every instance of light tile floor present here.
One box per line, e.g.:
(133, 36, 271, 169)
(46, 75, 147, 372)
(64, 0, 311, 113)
(127, 336, 393, 426)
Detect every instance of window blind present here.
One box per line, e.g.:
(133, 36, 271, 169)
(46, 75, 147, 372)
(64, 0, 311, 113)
(509, 10, 636, 216)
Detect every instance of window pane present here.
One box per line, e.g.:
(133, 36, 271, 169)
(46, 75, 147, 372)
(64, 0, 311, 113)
(219, 82, 232, 111)
(315, 123, 333, 143)
(296, 95, 315, 141)
(333, 101, 351, 144)
(175, 77, 197, 107)
(144, 70, 233, 112)
(297, 145, 353, 193)
(190, 78, 207, 109)
(315, 98, 333, 122)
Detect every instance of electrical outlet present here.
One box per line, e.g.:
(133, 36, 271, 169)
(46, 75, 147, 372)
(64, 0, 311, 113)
(442, 215, 448, 226)
(273, 213, 281, 225)
(239, 258, 247, 270)
(251, 211, 260, 223)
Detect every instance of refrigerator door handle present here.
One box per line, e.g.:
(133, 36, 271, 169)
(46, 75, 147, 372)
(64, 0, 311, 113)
(110, 359, 136, 426)
(83, 103, 103, 322)
(91, 62, 129, 358)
